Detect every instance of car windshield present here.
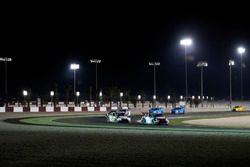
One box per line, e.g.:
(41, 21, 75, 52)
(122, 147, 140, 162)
(149, 108, 164, 117)
(117, 112, 125, 116)
(152, 113, 164, 117)
(108, 111, 116, 115)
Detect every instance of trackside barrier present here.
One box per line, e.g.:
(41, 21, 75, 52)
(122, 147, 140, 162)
(23, 107, 30, 112)
(14, 107, 23, 112)
(88, 107, 95, 112)
(75, 107, 82, 112)
(46, 107, 54, 112)
(39, 107, 46, 112)
(61, 107, 68, 112)
(0, 106, 130, 112)
(30, 107, 39, 112)
(0, 107, 5, 112)
(69, 107, 74, 112)
(54, 107, 61, 112)
(100, 107, 107, 112)
(6, 107, 13, 112)
(82, 107, 88, 112)
(0, 107, 115, 112)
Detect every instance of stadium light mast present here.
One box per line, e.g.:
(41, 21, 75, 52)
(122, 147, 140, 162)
(149, 62, 160, 106)
(23, 90, 28, 107)
(50, 91, 54, 106)
(0, 57, 12, 105)
(120, 92, 123, 108)
(237, 47, 246, 100)
(180, 38, 192, 102)
(90, 59, 101, 91)
(70, 63, 80, 96)
(76, 91, 80, 106)
(90, 59, 102, 106)
(229, 60, 235, 109)
(197, 61, 208, 107)
(167, 95, 170, 104)
(99, 91, 103, 107)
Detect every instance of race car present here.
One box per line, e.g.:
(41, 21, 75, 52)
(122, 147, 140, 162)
(171, 106, 185, 114)
(232, 106, 245, 112)
(137, 107, 169, 125)
(106, 108, 131, 123)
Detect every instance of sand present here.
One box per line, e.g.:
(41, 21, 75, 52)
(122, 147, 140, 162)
(184, 115, 250, 128)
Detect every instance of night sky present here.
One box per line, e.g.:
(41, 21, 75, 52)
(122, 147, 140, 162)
(1, 2, 250, 101)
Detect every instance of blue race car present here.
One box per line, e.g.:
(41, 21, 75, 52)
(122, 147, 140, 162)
(137, 107, 169, 125)
(171, 106, 185, 114)
(149, 107, 165, 117)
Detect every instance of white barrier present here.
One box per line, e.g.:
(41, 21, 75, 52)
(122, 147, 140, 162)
(0, 107, 5, 112)
(88, 107, 95, 112)
(30, 107, 39, 112)
(75, 107, 82, 112)
(14, 107, 23, 112)
(61, 107, 68, 112)
(46, 107, 54, 112)
(100, 107, 107, 112)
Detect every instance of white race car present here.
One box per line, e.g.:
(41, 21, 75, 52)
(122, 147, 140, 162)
(106, 109, 131, 123)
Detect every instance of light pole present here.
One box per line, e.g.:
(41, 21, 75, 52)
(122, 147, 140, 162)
(153, 95, 156, 107)
(120, 92, 123, 108)
(197, 61, 208, 107)
(76, 91, 80, 106)
(50, 91, 54, 106)
(137, 95, 141, 108)
(138, 95, 141, 101)
(90, 59, 101, 101)
(180, 38, 192, 102)
(167, 95, 170, 104)
(191, 96, 195, 107)
(149, 62, 160, 106)
(0, 57, 12, 105)
(70, 63, 80, 97)
(229, 60, 235, 109)
(180, 95, 183, 101)
(237, 47, 245, 100)
(99, 91, 103, 107)
(23, 90, 28, 107)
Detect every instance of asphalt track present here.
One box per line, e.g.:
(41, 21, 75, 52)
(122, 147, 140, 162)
(2, 112, 250, 167)
(55, 111, 250, 125)
(14, 111, 250, 135)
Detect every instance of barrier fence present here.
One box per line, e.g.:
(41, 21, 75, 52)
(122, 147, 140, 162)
(0, 107, 110, 112)
(1, 101, 250, 113)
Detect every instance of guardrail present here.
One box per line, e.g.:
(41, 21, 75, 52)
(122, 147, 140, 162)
(0, 107, 110, 112)
(1, 102, 250, 113)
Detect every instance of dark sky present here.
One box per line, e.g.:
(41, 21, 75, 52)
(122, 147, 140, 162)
(0, 2, 250, 100)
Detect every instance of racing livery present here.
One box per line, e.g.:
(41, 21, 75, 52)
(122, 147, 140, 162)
(137, 107, 169, 125)
(106, 108, 131, 123)
(171, 106, 185, 114)
(232, 106, 245, 112)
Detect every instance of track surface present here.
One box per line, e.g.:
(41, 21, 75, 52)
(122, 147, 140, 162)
(54, 111, 250, 128)
(2, 112, 250, 167)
